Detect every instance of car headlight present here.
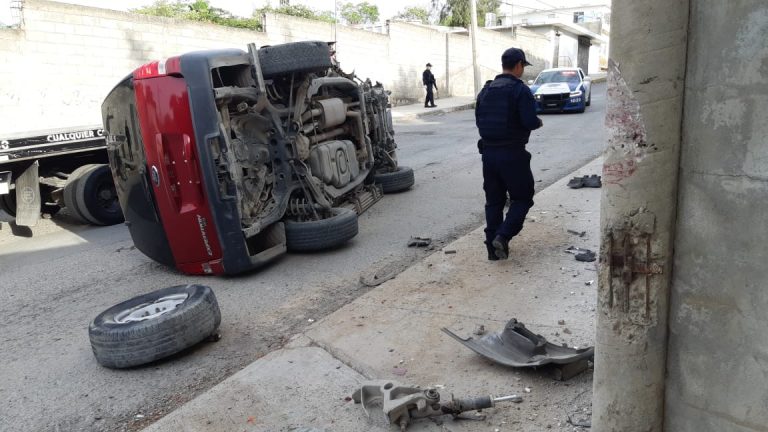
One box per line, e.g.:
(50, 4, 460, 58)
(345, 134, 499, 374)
(535, 94, 542, 100)
(570, 90, 583, 97)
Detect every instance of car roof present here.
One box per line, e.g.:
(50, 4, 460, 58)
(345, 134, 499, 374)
(540, 67, 582, 73)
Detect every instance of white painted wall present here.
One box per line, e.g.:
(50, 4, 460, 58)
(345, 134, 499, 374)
(0, 0, 551, 135)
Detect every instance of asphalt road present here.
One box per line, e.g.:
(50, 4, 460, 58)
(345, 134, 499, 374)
(0, 83, 606, 432)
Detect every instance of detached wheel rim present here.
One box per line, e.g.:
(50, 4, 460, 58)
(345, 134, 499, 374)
(114, 294, 188, 324)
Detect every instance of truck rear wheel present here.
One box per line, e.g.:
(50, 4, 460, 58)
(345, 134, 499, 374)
(64, 164, 123, 226)
(0, 192, 15, 217)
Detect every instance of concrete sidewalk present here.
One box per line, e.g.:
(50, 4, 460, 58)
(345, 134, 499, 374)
(143, 158, 603, 432)
(391, 97, 475, 121)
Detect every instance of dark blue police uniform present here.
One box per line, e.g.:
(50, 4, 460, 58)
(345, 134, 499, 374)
(476, 65, 542, 260)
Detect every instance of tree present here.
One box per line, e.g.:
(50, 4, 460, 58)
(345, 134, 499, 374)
(132, 0, 261, 30)
(340, 2, 380, 25)
(394, 6, 430, 24)
(431, 0, 500, 28)
(255, 4, 336, 23)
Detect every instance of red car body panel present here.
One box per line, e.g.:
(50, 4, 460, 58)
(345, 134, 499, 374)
(133, 76, 224, 275)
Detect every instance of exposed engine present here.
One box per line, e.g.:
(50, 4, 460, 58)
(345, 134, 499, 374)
(206, 42, 397, 237)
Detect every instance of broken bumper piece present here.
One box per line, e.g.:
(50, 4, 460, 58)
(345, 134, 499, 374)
(442, 319, 594, 368)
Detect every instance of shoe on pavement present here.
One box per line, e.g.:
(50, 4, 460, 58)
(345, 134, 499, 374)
(492, 235, 509, 260)
(567, 176, 585, 189)
(583, 174, 602, 188)
(485, 241, 499, 261)
(431, 104, 438, 107)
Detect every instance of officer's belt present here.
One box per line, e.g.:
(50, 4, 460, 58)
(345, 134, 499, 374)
(481, 139, 528, 148)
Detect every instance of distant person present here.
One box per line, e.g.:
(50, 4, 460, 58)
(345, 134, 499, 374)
(475, 48, 542, 260)
(422, 63, 437, 108)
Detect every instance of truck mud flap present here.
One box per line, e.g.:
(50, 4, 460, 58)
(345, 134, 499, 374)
(14, 162, 41, 227)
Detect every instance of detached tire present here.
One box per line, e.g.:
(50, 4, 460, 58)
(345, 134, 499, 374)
(89, 284, 221, 369)
(285, 207, 358, 252)
(374, 166, 415, 193)
(258, 41, 332, 78)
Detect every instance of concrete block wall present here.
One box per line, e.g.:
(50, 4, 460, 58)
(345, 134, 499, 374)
(0, 0, 550, 135)
(0, 0, 267, 134)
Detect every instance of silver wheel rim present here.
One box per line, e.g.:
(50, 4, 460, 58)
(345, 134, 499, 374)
(114, 293, 189, 324)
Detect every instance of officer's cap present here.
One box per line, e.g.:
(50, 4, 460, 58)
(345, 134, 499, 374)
(501, 48, 532, 68)
(426, 63, 432, 67)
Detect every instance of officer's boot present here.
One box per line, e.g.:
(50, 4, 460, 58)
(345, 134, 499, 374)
(485, 241, 499, 261)
(491, 235, 509, 260)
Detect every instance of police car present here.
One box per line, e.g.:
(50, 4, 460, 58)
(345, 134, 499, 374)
(528, 67, 592, 113)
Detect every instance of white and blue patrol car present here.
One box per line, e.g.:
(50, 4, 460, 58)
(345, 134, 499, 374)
(528, 67, 592, 113)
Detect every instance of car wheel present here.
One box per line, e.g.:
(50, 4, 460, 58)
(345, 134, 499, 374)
(89, 284, 221, 369)
(374, 166, 415, 193)
(586, 91, 592, 106)
(258, 41, 332, 78)
(65, 164, 124, 226)
(285, 207, 358, 252)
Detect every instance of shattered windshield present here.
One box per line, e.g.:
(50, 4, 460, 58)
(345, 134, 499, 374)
(534, 70, 581, 85)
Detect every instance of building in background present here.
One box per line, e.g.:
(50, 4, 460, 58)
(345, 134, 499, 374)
(486, 2, 610, 74)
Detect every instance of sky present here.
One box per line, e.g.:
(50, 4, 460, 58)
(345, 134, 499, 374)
(1, 0, 610, 25)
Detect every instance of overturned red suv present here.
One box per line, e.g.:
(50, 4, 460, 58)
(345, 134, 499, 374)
(102, 41, 413, 275)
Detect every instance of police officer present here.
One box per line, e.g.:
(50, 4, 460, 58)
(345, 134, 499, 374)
(475, 48, 542, 260)
(422, 63, 437, 108)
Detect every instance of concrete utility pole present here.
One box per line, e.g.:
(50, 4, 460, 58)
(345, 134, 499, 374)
(591, 0, 690, 430)
(469, 0, 481, 96)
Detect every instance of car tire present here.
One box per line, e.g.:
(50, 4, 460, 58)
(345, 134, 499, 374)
(65, 164, 124, 226)
(89, 284, 221, 369)
(258, 41, 332, 78)
(374, 166, 415, 193)
(285, 207, 358, 252)
(586, 91, 592, 106)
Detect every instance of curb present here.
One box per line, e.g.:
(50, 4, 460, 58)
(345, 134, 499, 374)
(392, 101, 476, 121)
(416, 102, 476, 118)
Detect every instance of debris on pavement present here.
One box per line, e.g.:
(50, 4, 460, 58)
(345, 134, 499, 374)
(567, 410, 593, 428)
(441, 319, 594, 369)
(567, 229, 587, 237)
(585, 280, 594, 286)
(392, 367, 408, 376)
(407, 236, 432, 248)
(473, 324, 486, 336)
(552, 359, 590, 382)
(565, 246, 597, 262)
(352, 380, 522, 430)
(567, 175, 602, 189)
(360, 269, 397, 287)
(444, 249, 457, 254)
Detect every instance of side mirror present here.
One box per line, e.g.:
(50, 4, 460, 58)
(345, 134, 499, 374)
(527, 80, 534, 85)
(584, 76, 591, 81)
